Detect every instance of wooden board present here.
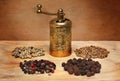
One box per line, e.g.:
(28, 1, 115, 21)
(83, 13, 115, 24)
(0, 41, 120, 81)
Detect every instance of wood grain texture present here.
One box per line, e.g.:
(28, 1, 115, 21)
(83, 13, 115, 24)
(0, 41, 120, 81)
(0, 0, 120, 40)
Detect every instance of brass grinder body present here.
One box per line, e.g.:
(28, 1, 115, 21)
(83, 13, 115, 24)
(37, 4, 72, 57)
(50, 18, 71, 57)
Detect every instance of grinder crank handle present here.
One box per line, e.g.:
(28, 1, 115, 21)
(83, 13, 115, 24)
(37, 4, 57, 15)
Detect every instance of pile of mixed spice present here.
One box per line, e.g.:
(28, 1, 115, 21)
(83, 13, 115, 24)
(74, 45, 110, 59)
(12, 46, 45, 59)
(20, 59, 56, 74)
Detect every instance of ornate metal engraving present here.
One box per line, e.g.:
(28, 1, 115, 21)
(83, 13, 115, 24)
(50, 25, 71, 52)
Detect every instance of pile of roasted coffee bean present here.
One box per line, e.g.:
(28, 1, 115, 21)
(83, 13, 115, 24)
(74, 45, 109, 59)
(62, 58, 101, 77)
(12, 46, 45, 59)
(20, 59, 56, 74)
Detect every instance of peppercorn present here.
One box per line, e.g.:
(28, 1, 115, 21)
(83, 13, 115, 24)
(67, 66, 74, 74)
(74, 46, 109, 59)
(62, 58, 101, 77)
(62, 62, 66, 67)
(20, 59, 56, 75)
(12, 46, 45, 59)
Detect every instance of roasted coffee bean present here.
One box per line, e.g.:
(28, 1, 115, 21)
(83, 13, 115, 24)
(62, 58, 101, 77)
(20, 59, 56, 75)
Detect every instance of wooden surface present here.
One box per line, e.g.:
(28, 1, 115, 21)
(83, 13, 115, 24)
(0, 0, 120, 40)
(0, 41, 120, 81)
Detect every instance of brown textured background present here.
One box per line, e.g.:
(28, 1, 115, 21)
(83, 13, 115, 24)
(0, 0, 120, 40)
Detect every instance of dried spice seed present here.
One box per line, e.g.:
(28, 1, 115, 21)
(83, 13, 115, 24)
(62, 62, 66, 67)
(74, 45, 110, 59)
(20, 59, 56, 75)
(67, 67, 74, 74)
(12, 46, 45, 59)
(62, 58, 101, 77)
